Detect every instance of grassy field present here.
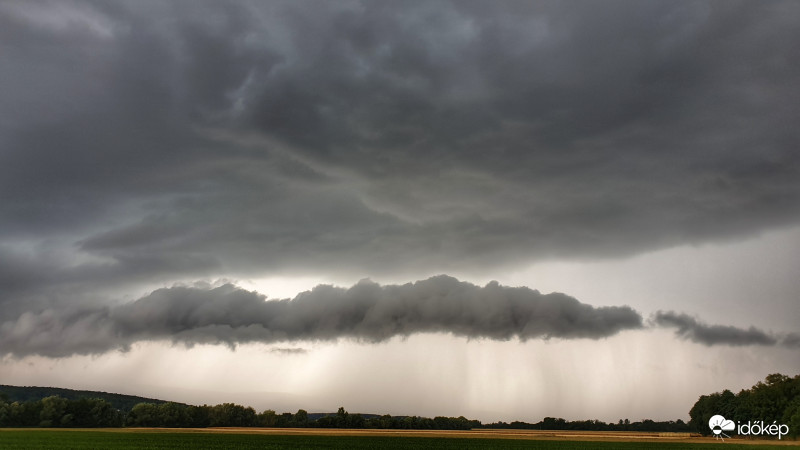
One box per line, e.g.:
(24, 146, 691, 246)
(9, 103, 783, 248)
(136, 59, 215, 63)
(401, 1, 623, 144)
(0, 429, 797, 449)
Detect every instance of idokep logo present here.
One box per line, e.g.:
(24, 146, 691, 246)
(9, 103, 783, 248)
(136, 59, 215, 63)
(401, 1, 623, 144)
(708, 415, 735, 440)
(708, 414, 790, 440)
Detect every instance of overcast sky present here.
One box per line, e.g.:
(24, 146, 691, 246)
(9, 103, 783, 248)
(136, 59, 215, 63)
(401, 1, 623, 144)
(1, 0, 799, 423)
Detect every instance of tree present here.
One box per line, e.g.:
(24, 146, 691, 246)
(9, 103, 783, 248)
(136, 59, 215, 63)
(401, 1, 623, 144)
(690, 373, 800, 436)
(336, 407, 348, 427)
(689, 393, 726, 434)
(157, 402, 190, 427)
(0, 400, 9, 427)
(187, 405, 212, 427)
(39, 396, 68, 427)
(766, 374, 791, 386)
(258, 409, 277, 427)
(209, 403, 257, 427)
(88, 399, 122, 427)
(294, 409, 308, 427)
(127, 403, 160, 427)
(7, 400, 41, 426)
(349, 413, 365, 428)
(275, 412, 294, 427)
(782, 396, 800, 439)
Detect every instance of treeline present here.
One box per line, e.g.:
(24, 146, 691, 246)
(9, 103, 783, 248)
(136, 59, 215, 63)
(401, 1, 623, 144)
(482, 417, 691, 432)
(689, 373, 800, 438)
(0, 397, 480, 430)
(0, 396, 123, 427)
(310, 408, 480, 430)
(0, 394, 688, 432)
(0, 385, 173, 412)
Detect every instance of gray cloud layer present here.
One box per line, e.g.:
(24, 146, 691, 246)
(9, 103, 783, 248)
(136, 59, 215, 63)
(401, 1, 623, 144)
(0, 276, 643, 357)
(652, 311, 799, 347)
(2, 1, 799, 282)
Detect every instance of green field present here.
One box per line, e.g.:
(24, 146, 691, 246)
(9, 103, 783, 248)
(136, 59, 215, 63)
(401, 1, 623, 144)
(0, 430, 794, 450)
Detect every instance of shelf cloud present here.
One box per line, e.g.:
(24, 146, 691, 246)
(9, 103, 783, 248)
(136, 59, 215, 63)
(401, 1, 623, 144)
(0, 276, 643, 357)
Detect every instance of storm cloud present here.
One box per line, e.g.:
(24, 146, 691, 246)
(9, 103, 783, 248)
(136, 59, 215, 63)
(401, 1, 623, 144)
(778, 333, 800, 349)
(2, 1, 799, 283)
(0, 276, 643, 357)
(1, 1, 799, 359)
(653, 311, 778, 347)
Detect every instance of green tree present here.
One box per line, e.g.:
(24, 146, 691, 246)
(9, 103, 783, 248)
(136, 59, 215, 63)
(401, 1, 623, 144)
(690, 373, 800, 436)
(293, 409, 308, 427)
(209, 403, 257, 427)
(0, 400, 9, 427)
(39, 396, 68, 427)
(336, 407, 348, 428)
(127, 403, 160, 427)
(750, 375, 789, 422)
(781, 394, 800, 439)
(7, 400, 41, 426)
(157, 402, 190, 427)
(275, 412, 293, 427)
(89, 399, 122, 427)
(349, 413, 365, 428)
(378, 414, 393, 429)
(187, 405, 212, 427)
(689, 393, 725, 434)
(258, 409, 277, 427)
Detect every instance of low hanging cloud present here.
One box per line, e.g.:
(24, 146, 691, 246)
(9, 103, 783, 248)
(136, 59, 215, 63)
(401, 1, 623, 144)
(782, 333, 800, 349)
(0, 276, 643, 358)
(653, 311, 780, 347)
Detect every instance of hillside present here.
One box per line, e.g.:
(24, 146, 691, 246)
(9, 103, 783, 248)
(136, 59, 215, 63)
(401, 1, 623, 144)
(0, 385, 179, 412)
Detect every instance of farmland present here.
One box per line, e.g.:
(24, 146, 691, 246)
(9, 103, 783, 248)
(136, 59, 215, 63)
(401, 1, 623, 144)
(1, 428, 797, 449)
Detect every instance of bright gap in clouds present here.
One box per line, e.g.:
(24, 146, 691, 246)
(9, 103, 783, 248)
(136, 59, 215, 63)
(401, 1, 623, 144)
(238, 276, 332, 300)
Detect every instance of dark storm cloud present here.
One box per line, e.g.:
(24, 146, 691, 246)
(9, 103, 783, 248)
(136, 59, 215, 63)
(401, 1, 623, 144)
(781, 333, 800, 349)
(0, 276, 643, 357)
(653, 311, 778, 346)
(1, 0, 800, 342)
(2, 1, 800, 272)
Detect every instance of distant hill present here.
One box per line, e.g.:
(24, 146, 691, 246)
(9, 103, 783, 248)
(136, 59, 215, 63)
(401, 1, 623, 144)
(0, 385, 181, 412)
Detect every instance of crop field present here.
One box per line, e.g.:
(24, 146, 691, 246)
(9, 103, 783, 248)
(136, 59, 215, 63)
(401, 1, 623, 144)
(0, 429, 797, 449)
